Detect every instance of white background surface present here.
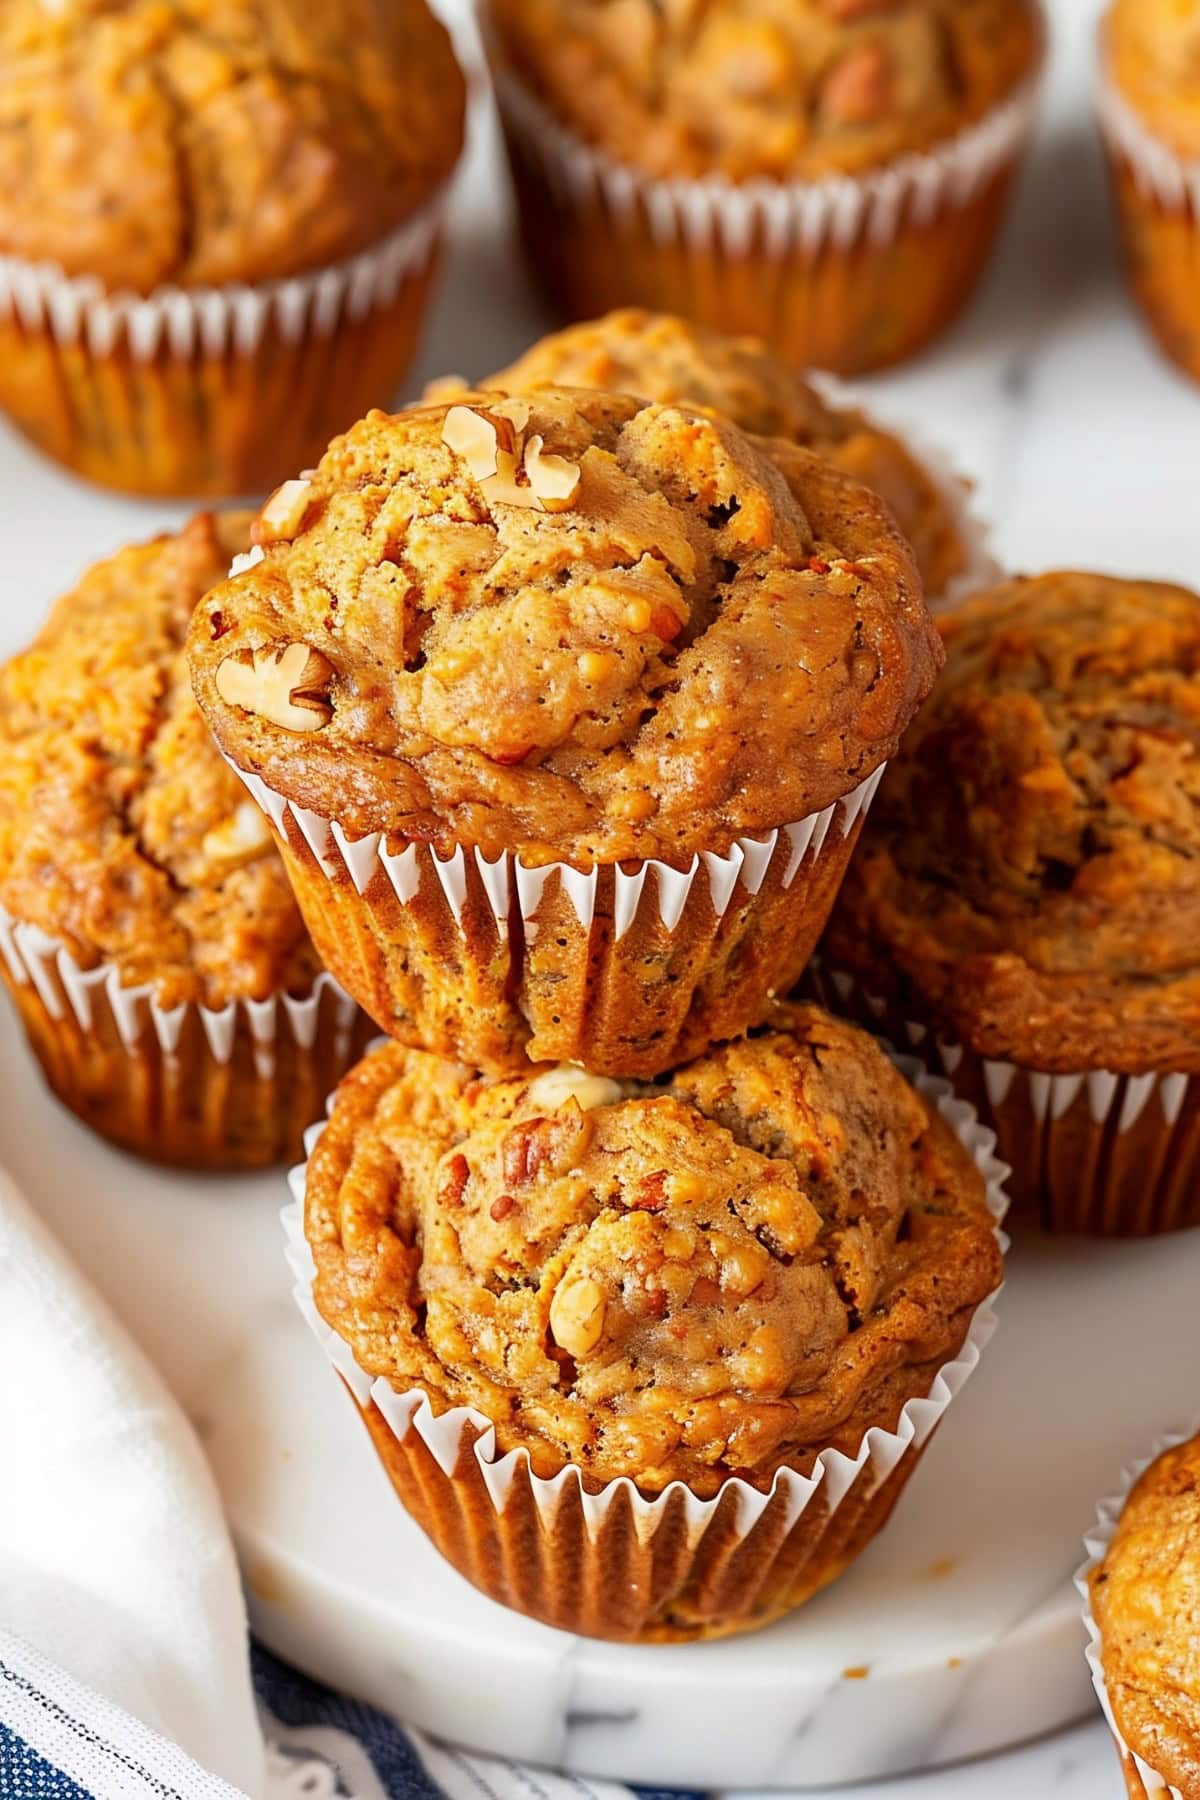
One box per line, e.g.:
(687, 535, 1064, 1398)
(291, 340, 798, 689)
(1, 0, 1196, 1793)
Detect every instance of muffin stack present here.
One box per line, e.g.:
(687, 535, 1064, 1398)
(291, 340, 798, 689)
(182, 378, 1008, 1641)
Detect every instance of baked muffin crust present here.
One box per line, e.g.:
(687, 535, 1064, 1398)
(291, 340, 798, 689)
(1105, 0, 1200, 161)
(1091, 1434, 1200, 1799)
(466, 308, 970, 599)
(189, 388, 938, 865)
(0, 0, 465, 290)
(824, 571, 1200, 1072)
(305, 1002, 1001, 1494)
(486, 0, 1042, 183)
(0, 513, 320, 1010)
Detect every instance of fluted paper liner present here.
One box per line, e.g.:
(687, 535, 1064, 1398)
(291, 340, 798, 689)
(484, 16, 1043, 375)
(811, 962, 1200, 1238)
(0, 902, 362, 1169)
(1097, 62, 1200, 384)
(283, 1055, 1009, 1642)
(1077, 1424, 1200, 1800)
(0, 193, 446, 496)
(233, 758, 887, 1077)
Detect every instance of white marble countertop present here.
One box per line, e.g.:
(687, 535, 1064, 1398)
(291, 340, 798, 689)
(0, 0, 1191, 1792)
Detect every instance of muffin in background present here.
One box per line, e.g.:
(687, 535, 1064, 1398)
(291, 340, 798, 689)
(0, 0, 465, 497)
(188, 387, 939, 1076)
(1082, 1430, 1200, 1799)
(0, 513, 365, 1168)
(291, 1004, 1006, 1642)
(1100, 1, 1200, 385)
(435, 308, 992, 605)
(819, 569, 1200, 1237)
(482, 0, 1044, 375)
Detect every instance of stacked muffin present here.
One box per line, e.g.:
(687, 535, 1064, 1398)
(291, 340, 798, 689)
(185, 379, 1007, 1640)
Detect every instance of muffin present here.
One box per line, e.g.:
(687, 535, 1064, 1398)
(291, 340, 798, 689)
(0, 0, 465, 497)
(435, 308, 993, 605)
(482, 0, 1044, 375)
(1100, 2, 1200, 384)
(819, 570, 1200, 1237)
(288, 1003, 1006, 1642)
(188, 387, 939, 1076)
(0, 513, 366, 1168)
(1082, 1431, 1200, 1799)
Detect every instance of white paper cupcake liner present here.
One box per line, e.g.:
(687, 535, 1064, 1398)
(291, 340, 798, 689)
(0, 902, 358, 1080)
(818, 963, 1195, 1140)
(809, 371, 1002, 607)
(1077, 1423, 1200, 1800)
(486, 46, 1042, 263)
(283, 1052, 1008, 1544)
(1097, 64, 1200, 216)
(0, 191, 445, 362)
(231, 760, 887, 945)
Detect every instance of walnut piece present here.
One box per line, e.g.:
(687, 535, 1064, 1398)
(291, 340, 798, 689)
(523, 434, 582, 511)
(215, 641, 334, 732)
(442, 404, 581, 513)
(442, 405, 500, 481)
(549, 1276, 606, 1359)
(254, 478, 312, 544)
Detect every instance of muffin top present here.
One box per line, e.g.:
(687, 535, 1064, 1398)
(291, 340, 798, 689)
(188, 388, 937, 866)
(486, 0, 1042, 182)
(824, 571, 1200, 1072)
(0, 513, 321, 1011)
(305, 1002, 1000, 1494)
(0, 0, 465, 291)
(1105, 1, 1200, 159)
(1090, 1434, 1200, 1799)
(463, 307, 970, 599)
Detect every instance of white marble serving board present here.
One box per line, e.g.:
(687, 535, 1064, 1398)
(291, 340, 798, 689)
(0, 0, 1196, 1792)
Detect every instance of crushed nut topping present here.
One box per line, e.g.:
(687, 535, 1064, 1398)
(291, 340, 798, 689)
(549, 1275, 606, 1358)
(441, 404, 581, 514)
(215, 641, 334, 733)
(253, 478, 313, 545)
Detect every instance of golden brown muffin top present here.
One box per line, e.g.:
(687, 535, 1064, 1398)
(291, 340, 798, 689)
(486, 0, 1042, 182)
(0, 513, 321, 1010)
(305, 1003, 1000, 1494)
(1105, 0, 1200, 161)
(188, 388, 938, 866)
(0, 0, 465, 290)
(459, 307, 968, 600)
(824, 571, 1200, 1073)
(1090, 1434, 1200, 1799)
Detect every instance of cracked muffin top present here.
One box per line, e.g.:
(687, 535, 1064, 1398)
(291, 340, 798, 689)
(485, 0, 1041, 183)
(1105, 0, 1200, 159)
(1090, 1434, 1200, 1799)
(0, 513, 322, 1010)
(459, 308, 973, 600)
(304, 1002, 1001, 1494)
(0, 0, 465, 290)
(187, 388, 938, 866)
(823, 571, 1200, 1072)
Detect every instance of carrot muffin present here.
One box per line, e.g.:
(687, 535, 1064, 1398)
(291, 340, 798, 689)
(298, 1002, 1005, 1641)
(188, 387, 939, 1076)
(1100, 1, 1200, 384)
(1087, 1433, 1200, 1799)
(820, 569, 1200, 1236)
(0, 513, 364, 1168)
(459, 307, 987, 603)
(483, 0, 1044, 374)
(0, 0, 465, 496)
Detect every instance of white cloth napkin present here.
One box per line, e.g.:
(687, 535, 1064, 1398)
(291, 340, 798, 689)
(0, 1164, 264, 1795)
